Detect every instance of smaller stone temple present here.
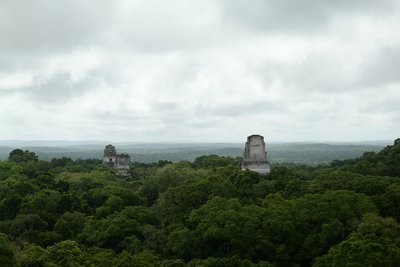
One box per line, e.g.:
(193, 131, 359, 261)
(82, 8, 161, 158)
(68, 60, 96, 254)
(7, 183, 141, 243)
(103, 144, 131, 169)
(240, 134, 271, 175)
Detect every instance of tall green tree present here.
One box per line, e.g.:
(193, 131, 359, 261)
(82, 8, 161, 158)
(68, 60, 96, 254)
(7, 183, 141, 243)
(8, 149, 39, 163)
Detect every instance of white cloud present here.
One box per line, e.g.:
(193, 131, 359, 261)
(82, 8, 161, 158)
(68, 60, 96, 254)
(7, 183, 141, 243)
(0, 0, 399, 142)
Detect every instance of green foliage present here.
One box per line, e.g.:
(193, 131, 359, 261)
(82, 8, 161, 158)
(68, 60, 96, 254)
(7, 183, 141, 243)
(43, 240, 85, 266)
(54, 212, 85, 240)
(188, 255, 274, 266)
(0, 141, 399, 266)
(131, 250, 161, 266)
(313, 213, 400, 266)
(331, 138, 400, 177)
(0, 233, 16, 266)
(9, 149, 38, 163)
(192, 155, 237, 168)
(16, 243, 46, 267)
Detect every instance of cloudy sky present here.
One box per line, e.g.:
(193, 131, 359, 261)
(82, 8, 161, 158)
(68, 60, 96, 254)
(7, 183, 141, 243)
(0, 0, 399, 142)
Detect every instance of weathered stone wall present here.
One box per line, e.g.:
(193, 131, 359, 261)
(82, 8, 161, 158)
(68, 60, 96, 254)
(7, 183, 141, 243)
(116, 153, 131, 169)
(241, 135, 270, 175)
(103, 144, 131, 169)
(104, 144, 117, 157)
(103, 144, 117, 166)
(243, 135, 267, 162)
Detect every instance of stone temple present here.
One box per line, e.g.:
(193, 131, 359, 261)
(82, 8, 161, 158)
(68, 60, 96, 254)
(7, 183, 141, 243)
(103, 144, 131, 169)
(240, 134, 271, 175)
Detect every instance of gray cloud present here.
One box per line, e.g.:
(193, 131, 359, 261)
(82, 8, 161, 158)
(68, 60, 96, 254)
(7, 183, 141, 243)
(106, 1, 226, 52)
(361, 45, 400, 87)
(255, 57, 357, 94)
(0, 0, 114, 53)
(0, 1, 399, 142)
(195, 101, 285, 118)
(20, 72, 99, 104)
(217, 0, 396, 34)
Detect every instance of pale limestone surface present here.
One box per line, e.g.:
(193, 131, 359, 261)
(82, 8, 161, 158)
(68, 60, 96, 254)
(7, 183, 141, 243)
(241, 135, 271, 175)
(103, 144, 131, 169)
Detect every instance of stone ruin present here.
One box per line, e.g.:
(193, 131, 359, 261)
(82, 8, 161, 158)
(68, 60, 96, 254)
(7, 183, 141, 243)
(103, 144, 131, 170)
(240, 134, 271, 175)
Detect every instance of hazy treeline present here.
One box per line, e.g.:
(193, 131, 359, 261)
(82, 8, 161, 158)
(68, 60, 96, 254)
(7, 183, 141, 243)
(0, 142, 385, 165)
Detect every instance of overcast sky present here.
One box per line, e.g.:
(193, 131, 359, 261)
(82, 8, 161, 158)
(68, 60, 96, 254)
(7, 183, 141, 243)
(0, 0, 399, 143)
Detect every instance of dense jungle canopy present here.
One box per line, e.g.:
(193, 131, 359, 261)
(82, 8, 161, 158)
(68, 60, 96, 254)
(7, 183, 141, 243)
(0, 139, 399, 266)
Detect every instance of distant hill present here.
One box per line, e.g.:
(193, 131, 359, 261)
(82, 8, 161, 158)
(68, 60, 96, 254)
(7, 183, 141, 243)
(0, 140, 389, 165)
